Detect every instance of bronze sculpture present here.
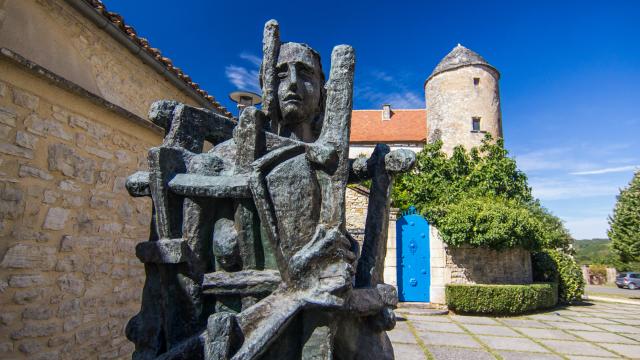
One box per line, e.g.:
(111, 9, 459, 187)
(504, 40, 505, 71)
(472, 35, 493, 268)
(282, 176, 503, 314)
(124, 20, 415, 360)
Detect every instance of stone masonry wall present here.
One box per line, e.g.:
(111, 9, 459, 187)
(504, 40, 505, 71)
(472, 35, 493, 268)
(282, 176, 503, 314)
(0, 59, 160, 359)
(345, 187, 368, 240)
(429, 227, 532, 304)
(0, 0, 201, 120)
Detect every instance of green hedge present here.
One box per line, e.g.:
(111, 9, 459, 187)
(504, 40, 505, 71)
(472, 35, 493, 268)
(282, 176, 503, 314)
(532, 249, 585, 304)
(445, 283, 558, 315)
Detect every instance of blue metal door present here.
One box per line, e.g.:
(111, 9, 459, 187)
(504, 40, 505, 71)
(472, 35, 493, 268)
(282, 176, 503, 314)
(397, 206, 430, 302)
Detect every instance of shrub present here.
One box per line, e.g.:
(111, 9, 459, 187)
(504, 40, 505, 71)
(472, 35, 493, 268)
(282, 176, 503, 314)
(532, 250, 584, 303)
(445, 283, 558, 315)
(392, 137, 573, 252)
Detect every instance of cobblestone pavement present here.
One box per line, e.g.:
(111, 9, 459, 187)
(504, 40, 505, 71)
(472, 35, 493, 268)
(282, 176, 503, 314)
(389, 301, 640, 359)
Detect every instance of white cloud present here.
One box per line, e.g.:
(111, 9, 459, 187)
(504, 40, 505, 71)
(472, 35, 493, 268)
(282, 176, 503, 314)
(570, 165, 638, 175)
(357, 86, 424, 109)
(239, 52, 262, 67)
(225, 65, 260, 93)
(529, 178, 620, 201)
(225, 52, 262, 94)
(371, 70, 393, 82)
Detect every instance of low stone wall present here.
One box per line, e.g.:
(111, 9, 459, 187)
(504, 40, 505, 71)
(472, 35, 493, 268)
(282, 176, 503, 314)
(430, 227, 532, 304)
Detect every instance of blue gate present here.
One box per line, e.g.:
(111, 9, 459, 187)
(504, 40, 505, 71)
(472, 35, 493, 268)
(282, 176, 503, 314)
(396, 206, 430, 302)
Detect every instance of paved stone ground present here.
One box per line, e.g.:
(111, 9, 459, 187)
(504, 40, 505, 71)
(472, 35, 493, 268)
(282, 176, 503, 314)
(389, 301, 640, 359)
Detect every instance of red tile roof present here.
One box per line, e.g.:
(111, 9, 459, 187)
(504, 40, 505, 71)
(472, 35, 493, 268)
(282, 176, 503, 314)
(350, 109, 427, 143)
(83, 0, 232, 117)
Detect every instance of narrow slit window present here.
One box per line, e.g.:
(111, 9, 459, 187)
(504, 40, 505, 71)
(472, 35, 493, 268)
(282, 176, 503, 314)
(472, 117, 481, 132)
(473, 77, 480, 86)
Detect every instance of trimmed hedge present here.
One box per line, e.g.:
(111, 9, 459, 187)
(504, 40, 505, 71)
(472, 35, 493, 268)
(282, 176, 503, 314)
(445, 283, 558, 315)
(532, 249, 585, 304)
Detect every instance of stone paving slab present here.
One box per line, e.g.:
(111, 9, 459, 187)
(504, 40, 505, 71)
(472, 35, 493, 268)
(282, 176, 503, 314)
(392, 343, 427, 359)
(420, 332, 482, 348)
(597, 343, 640, 358)
(543, 321, 601, 331)
(497, 350, 563, 360)
(412, 320, 465, 333)
(538, 340, 617, 357)
(463, 324, 522, 337)
(387, 322, 417, 344)
(429, 346, 494, 360)
(514, 327, 579, 340)
(450, 315, 499, 325)
(528, 314, 574, 322)
(476, 335, 549, 353)
(389, 302, 640, 359)
(567, 316, 620, 325)
(595, 324, 640, 334)
(567, 330, 640, 344)
(500, 319, 552, 328)
(612, 318, 640, 326)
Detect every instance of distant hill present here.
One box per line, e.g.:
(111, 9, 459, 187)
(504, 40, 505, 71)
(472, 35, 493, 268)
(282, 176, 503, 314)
(574, 238, 611, 265)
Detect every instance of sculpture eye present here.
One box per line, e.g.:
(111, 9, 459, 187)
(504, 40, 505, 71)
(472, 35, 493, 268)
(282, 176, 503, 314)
(277, 72, 288, 79)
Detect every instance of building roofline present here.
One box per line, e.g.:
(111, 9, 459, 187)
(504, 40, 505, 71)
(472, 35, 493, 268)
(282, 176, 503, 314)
(424, 63, 500, 87)
(64, 0, 233, 117)
(352, 109, 426, 112)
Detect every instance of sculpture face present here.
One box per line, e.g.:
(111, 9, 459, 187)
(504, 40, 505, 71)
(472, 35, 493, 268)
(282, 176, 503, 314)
(276, 43, 323, 125)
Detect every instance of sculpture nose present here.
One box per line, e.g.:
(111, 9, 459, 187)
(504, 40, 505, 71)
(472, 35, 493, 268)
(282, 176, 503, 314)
(288, 67, 298, 91)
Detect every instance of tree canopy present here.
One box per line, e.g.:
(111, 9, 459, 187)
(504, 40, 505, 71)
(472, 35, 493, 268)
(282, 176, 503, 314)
(392, 136, 573, 251)
(609, 171, 640, 263)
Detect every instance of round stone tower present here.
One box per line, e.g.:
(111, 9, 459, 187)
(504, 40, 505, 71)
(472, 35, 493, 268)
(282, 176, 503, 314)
(425, 44, 502, 155)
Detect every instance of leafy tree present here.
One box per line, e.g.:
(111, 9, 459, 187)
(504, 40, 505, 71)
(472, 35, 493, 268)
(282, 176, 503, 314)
(392, 135, 572, 251)
(609, 171, 640, 263)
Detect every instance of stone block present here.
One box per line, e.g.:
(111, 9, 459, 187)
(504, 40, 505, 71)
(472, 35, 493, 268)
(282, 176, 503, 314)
(58, 298, 81, 317)
(0, 106, 17, 126)
(13, 288, 44, 304)
(12, 88, 40, 110)
(0, 142, 34, 159)
(59, 180, 81, 192)
(24, 114, 73, 141)
(11, 323, 58, 339)
(9, 274, 48, 287)
(16, 131, 39, 149)
(19, 164, 53, 180)
(43, 190, 59, 204)
(43, 207, 70, 230)
(22, 307, 54, 320)
(57, 273, 85, 296)
(48, 143, 96, 183)
(85, 145, 113, 159)
(63, 316, 82, 332)
(1, 244, 56, 270)
(18, 339, 44, 354)
(0, 124, 12, 139)
(0, 81, 6, 97)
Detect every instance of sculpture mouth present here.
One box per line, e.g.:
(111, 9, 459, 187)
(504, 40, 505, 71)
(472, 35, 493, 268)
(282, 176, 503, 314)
(283, 94, 302, 102)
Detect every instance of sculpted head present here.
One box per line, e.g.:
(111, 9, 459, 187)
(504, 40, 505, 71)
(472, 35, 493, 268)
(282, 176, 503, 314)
(275, 42, 325, 126)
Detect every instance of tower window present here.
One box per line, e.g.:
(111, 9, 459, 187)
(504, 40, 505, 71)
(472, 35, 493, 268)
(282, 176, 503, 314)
(472, 117, 481, 132)
(473, 77, 480, 86)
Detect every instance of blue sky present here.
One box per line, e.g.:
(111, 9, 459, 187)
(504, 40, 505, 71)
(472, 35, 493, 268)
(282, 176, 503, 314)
(106, 1, 639, 239)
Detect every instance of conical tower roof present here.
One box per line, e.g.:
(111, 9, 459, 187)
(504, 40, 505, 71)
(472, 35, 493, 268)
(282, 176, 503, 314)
(426, 44, 499, 83)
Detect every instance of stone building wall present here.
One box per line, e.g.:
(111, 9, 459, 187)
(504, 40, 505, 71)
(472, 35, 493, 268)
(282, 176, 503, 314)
(0, 0, 201, 120)
(425, 65, 502, 155)
(0, 51, 161, 359)
(345, 187, 368, 240)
